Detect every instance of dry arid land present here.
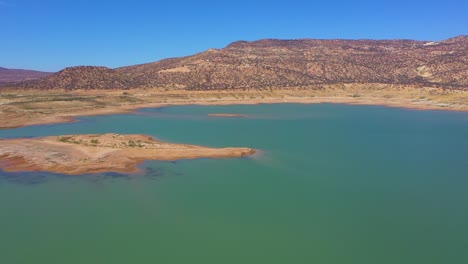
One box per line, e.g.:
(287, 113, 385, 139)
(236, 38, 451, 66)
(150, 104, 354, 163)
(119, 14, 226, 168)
(1, 86, 467, 129)
(0, 134, 255, 175)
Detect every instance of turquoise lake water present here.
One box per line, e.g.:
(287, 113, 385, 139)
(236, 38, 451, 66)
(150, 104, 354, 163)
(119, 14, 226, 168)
(1, 104, 468, 263)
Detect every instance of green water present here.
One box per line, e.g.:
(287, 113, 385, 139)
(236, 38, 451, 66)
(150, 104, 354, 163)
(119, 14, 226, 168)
(1, 104, 468, 263)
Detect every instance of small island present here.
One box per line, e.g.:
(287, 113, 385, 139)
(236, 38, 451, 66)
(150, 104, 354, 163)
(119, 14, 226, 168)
(208, 113, 248, 117)
(0, 134, 256, 175)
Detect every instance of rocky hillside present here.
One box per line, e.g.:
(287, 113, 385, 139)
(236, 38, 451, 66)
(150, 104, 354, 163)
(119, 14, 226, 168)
(5, 35, 468, 90)
(14, 66, 142, 90)
(0, 67, 52, 83)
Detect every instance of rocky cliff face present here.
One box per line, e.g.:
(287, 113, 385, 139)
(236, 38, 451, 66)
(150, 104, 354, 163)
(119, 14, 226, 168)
(5, 36, 468, 90)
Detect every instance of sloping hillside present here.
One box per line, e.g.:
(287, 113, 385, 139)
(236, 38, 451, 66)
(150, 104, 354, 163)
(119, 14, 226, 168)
(5, 36, 467, 90)
(0, 67, 52, 83)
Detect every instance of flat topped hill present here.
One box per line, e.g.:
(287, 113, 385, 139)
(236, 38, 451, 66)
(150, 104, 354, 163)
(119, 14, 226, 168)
(0, 67, 52, 83)
(4, 35, 468, 90)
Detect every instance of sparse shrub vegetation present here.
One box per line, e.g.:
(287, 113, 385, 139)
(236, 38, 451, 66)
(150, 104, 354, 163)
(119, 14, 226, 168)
(58, 136, 71, 142)
(127, 140, 143, 147)
(127, 140, 136, 147)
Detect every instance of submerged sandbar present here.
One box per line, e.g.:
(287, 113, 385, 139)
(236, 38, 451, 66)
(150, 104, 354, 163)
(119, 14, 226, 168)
(208, 113, 248, 117)
(0, 134, 255, 175)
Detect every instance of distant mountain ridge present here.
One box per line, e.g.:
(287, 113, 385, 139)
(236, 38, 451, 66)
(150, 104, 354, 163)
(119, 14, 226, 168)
(0, 67, 53, 83)
(3, 35, 467, 90)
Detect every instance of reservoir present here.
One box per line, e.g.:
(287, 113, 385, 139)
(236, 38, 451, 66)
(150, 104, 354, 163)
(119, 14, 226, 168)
(1, 104, 468, 263)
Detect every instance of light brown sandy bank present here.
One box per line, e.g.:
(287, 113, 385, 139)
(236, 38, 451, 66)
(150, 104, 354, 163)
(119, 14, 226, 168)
(0, 134, 256, 175)
(1, 87, 467, 129)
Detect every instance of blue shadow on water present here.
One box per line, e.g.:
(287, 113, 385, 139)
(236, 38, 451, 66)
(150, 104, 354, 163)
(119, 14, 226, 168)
(0, 163, 177, 186)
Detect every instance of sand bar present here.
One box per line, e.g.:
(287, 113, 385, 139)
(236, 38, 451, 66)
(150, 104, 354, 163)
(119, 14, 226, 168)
(208, 113, 248, 117)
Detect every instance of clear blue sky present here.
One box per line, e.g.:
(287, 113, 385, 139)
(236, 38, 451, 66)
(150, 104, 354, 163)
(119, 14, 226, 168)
(1, 0, 467, 71)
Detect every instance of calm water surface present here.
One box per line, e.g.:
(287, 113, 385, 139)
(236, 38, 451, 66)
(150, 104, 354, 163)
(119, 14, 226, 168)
(1, 104, 468, 263)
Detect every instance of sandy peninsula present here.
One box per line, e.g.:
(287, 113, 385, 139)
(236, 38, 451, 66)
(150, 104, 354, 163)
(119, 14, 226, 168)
(0, 134, 256, 175)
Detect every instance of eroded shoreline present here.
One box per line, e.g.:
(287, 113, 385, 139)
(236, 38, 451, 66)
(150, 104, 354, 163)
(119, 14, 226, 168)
(1, 88, 468, 129)
(0, 134, 256, 175)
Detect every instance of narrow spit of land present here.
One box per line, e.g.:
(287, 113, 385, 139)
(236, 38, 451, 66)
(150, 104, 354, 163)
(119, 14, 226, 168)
(0, 134, 256, 175)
